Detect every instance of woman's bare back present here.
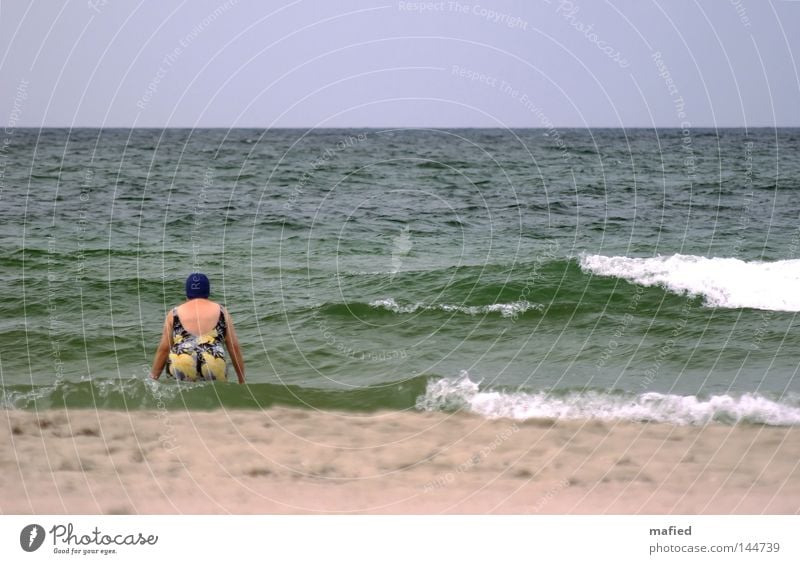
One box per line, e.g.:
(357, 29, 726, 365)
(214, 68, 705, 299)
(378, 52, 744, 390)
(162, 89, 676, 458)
(175, 298, 222, 336)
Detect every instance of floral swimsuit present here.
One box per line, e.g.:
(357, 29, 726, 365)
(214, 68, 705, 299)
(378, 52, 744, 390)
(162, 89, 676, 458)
(167, 306, 228, 381)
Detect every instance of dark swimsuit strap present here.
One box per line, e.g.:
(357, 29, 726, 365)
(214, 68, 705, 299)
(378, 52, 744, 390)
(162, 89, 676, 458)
(217, 307, 227, 337)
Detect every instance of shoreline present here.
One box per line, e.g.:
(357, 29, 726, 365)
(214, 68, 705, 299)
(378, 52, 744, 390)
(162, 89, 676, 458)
(2, 408, 798, 514)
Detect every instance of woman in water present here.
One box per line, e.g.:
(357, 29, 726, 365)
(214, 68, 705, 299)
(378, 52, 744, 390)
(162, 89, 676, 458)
(149, 273, 246, 383)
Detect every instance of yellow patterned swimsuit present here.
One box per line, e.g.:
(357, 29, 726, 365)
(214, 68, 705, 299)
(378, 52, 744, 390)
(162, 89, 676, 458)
(167, 307, 228, 381)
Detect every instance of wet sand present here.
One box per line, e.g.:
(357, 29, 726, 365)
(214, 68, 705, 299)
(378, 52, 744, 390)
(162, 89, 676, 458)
(2, 408, 798, 514)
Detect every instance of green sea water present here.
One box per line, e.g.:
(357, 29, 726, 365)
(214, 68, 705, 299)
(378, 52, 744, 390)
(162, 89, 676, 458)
(2, 127, 800, 424)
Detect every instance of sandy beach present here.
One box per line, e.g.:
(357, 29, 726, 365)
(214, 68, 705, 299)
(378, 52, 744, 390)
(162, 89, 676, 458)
(1, 408, 798, 514)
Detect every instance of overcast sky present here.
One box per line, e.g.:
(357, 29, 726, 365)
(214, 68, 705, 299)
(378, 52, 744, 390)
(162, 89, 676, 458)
(1, 0, 798, 128)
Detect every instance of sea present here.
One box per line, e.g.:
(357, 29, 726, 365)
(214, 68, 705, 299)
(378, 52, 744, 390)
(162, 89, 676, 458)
(2, 127, 800, 425)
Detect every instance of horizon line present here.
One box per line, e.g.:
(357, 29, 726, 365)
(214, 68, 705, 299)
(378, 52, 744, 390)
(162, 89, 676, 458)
(5, 124, 800, 130)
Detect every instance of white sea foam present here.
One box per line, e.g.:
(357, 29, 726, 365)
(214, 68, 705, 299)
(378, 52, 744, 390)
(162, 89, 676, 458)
(0, 384, 55, 409)
(369, 298, 542, 318)
(417, 372, 800, 426)
(580, 254, 800, 311)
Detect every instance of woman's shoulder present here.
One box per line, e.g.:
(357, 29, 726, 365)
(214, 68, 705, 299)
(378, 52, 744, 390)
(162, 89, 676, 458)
(176, 298, 220, 310)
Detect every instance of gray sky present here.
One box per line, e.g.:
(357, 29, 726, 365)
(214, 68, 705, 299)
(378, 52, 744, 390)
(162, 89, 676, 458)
(1, 0, 798, 127)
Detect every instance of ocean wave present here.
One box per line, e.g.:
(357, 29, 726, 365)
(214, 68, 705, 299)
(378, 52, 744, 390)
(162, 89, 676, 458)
(416, 372, 800, 426)
(369, 297, 543, 318)
(0, 376, 430, 412)
(5, 373, 798, 425)
(579, 254, 800, 312)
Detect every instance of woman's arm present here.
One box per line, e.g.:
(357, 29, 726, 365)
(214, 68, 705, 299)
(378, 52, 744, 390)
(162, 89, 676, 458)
(149, 312, 173, 380)
(223, 309, 246, 384)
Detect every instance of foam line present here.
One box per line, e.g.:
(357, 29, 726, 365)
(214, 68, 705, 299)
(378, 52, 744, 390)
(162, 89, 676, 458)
(580, 254, 800, 311)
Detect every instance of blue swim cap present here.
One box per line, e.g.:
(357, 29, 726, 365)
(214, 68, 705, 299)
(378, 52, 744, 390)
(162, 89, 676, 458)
(185, 273, 210, 299)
